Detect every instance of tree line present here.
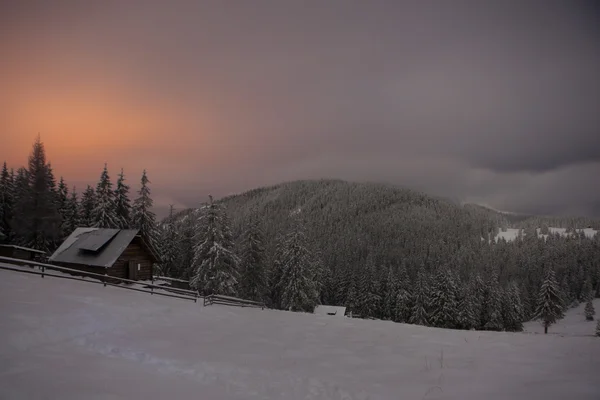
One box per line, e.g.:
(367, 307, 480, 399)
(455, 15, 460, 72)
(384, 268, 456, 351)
(0, 137, 159, 252)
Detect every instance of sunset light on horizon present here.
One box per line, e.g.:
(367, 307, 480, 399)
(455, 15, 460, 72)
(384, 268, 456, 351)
(2, 1, 600, 217)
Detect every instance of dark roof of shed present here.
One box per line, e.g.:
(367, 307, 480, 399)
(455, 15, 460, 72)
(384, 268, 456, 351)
(48, 228, 154, 268)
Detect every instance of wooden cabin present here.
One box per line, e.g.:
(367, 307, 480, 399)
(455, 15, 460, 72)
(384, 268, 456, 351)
(48, 228, 159, 281)
(0, 244, 47, 262)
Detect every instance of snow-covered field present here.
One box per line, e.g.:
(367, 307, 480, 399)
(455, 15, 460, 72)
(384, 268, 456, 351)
(1, 269, 599, 400)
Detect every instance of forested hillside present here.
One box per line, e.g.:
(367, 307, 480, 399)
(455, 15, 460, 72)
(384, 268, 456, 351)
(163, 180, 600, 333)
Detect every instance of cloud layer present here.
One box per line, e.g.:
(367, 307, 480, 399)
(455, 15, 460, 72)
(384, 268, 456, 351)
(2, 1, 599, 217)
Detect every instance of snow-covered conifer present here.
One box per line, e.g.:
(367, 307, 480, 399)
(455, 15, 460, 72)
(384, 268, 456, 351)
(61, 188, 79, 237)
(409, 266, 429, 326)
(238, 214, 268, 302)
(0, 162, 14, 239)
(585, 300, 595, 321)
(502, 282, 525, 332)
(91, 164, 119, 229)
(356, 257, 381, 318)
(190, 196, 239, 296)
(534, 268, 564, 334)
(115, 168, 132, 229)
(158, 205, 178, 277)
(277, 223, 318, 312)
(483, 271, 504, 331)
(429, 267, 458, 329)
(457, 284, 477, 330)
(382, 266, 399, 321)
(132, 169, 159, 249)
(79, 186, 96, 227)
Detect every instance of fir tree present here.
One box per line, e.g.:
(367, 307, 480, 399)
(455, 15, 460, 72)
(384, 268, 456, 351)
(158, 205, 178, 277)
(190, 196, 240, 296)
(502, 282, 525, 332)
(356, 257, 381, 318)
(382, 265, 399, 321)
(429, 267, 458, 329)
(471, 274, 487, 329)
(238, 214, 268, 302)
(0, 162, 14, 240)
(409, 266, 429, 326)
(456, 283, 477, 330)
(57, 177, 71, 239)
(483, 271, 504, 331)
(268, 234, 286, 309)
(132, 170, 159, 249)
(277, 223, 318, 312)
(91, 164, 119, 229)
(79, 186, 96, 227)
(394, 263, 412, 323)
(585, 300, 595, 321)
(12, 137, 61, 250)
(114, 168, 132, 229)
(534, 268, 564, 334)
(62, 188, 79, 236)
(395, 287, 412, 323)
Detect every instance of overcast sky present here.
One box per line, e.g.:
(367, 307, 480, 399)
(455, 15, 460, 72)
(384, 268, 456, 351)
(2, 1, 599, 218)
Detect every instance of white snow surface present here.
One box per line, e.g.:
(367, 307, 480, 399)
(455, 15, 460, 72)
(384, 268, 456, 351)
(1, 269, 599, 400)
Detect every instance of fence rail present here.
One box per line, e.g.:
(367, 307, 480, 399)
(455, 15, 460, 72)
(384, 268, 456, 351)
(204, 294, 265, 309)
(0, 256, 198, 303)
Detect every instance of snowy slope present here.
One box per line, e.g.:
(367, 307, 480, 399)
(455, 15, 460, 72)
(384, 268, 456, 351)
(524, 299, 600, 337)
(1, 269, 599, 400)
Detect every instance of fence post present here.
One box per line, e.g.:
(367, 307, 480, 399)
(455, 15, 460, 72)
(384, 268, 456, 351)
(41, 265, 45, 278)
(104, 270, 107, 287)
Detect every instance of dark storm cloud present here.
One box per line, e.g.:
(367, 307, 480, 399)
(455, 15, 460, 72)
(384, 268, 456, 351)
(3, 0, 600, 217)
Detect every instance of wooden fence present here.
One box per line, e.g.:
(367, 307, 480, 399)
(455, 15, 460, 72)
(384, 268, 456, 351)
(0, 256, 198, 303)
(203, 294, 266, 309)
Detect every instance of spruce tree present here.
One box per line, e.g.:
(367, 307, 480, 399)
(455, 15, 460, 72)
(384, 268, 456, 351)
(190, 196, 240, 296)
(12, 137, 62, 250)
(457, 283, 477, 330)
(502, 282, 525, 332)
(429, 267, 458, 329)
(114, 168, 132, 229)
(62, 188, 79, 236)
(57, 177, 71, 239)
(0, 162, 14, 240)
(238, 214, 268, 302)
(382, 265, 399, 321)
(91, 164, 119, 229)
(277, 223, 318, 312)
(534, 268, 564, 334)
(585, 300, 595, 321)
(158, 205, 178, 277)
(356, 258, 381, 318)
(132, 170, 159, 249)
(483, 271, 504, 331)
(79, 186, 96, 227)
(409, 266, 429, 326)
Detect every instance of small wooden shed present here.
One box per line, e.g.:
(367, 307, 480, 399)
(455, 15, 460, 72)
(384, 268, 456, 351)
(0, 244, 47, 261)
(49, 228, 159, 281)
(313, 305, 347, 318)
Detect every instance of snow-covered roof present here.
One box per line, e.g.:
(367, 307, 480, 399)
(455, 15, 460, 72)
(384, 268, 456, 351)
(49, 228, 142, 268)
(314, 305, 347, 318)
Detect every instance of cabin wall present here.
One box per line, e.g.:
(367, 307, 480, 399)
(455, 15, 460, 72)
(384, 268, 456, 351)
(49, 261, 115, 282)
(112, 240, 153, 281)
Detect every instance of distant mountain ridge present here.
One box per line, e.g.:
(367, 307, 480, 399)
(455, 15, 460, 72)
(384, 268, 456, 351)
(167, 179, 599, 278)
